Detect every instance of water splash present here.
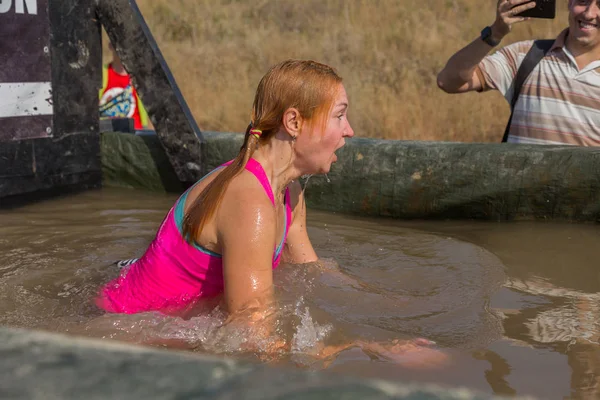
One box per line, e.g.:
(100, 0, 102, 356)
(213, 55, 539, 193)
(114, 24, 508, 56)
(154, 307, 228, 348)
(85, 295, 334, 362)
(291, 297, 332, 353)
(299, 174, 330, 197)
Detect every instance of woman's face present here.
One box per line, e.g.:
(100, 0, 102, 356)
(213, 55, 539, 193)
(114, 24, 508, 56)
(295, 84, 354, 174)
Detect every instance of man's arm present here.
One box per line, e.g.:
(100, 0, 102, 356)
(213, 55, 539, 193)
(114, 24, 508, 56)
(437, 0, 535, 93)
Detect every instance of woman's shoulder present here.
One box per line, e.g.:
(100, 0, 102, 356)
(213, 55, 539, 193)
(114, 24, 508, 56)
(231, 169, 275, 199)
(223, 170, 276, 213)
(219, 173, 278, 237)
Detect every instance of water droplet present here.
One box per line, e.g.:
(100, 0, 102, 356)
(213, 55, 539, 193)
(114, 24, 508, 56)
(325, 174, 331, 183)
(301, 174, 313, 196)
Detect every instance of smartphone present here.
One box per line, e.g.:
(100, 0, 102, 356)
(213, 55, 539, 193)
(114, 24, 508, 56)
(517, 0, 556, 19)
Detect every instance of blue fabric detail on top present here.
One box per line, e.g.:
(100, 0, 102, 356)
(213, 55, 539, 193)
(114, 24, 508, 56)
(173, 163, 288, 260)
(275, 204, 287, 257)
(174, 169, 222, 257)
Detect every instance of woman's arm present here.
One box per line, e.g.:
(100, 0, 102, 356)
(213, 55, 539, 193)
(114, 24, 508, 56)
(283, 181, 367, 288)
(218, 184, 277, 315)
(215, 181, 296, 357)
(282, 180, 318, 264)
(215, 182, 447, 368)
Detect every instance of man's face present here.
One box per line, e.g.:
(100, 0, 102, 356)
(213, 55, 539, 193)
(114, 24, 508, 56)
(568, 0, 600, 48)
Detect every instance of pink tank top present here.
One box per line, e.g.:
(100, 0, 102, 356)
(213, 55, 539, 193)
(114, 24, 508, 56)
(96, 158, 292, 314)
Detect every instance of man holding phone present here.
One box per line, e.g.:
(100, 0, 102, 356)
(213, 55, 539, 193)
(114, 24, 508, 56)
(437, 0, 600, 146)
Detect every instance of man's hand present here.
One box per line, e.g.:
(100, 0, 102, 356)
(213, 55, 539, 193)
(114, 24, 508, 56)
(491, 0, 536, 42)
(437, 0, 537, 94)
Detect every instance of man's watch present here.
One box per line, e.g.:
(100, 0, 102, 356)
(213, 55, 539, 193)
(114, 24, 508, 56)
(480, 26, 501, 47)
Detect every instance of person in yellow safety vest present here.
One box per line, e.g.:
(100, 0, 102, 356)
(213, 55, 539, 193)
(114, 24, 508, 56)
(99, 42, 149, 130)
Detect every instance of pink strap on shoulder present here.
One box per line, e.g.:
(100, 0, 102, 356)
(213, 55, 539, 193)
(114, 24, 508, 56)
(244, 158, 276, 206)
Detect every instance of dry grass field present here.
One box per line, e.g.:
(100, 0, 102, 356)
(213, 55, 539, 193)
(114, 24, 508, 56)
(107, 0, 570, 142)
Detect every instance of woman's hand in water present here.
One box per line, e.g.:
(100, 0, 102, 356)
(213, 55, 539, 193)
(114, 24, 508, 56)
(358, 339, 448, 369)
(314, 338, 448, 369)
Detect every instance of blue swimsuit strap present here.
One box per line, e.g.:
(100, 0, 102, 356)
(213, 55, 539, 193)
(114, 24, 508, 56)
(174, 167, 222, 257)
(174, 164, 288, 259)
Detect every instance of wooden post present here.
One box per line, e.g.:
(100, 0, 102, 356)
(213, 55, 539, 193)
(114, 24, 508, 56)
(97, 0, 205, 186)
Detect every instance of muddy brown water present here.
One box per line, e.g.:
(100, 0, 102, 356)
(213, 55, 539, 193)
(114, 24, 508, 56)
(0, 187, 598, 399)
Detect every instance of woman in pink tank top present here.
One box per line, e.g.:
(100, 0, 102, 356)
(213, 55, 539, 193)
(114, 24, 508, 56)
(95, 60, 446, 367)
(97, 60, 354, 317)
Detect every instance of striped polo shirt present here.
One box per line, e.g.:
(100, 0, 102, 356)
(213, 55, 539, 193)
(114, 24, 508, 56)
(476, 29, 600, 146)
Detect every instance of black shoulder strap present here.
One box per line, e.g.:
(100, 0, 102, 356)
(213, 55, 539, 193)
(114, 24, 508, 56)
(501, 39, 554, 143)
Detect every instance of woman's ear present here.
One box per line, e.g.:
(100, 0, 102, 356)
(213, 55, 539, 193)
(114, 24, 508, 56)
(282, 108, 302, 139)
